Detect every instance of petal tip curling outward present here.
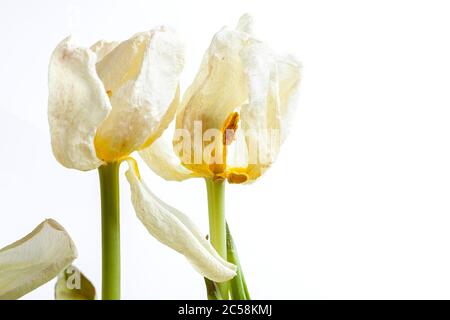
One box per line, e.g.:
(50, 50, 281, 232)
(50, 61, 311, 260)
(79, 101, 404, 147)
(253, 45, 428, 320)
(236, 13, 254, 34)
(48, 36, 111, 171)
(0, 219, 78, 300)
(125, 160, 236, 282)
(90, 40, 119, 62)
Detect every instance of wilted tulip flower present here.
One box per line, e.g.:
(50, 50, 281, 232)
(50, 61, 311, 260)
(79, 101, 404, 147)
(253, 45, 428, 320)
(140, 14, 301, 299)
(0, 219, 77, 300)
(48, 26, 236, 299)
(48, 27, 184, 170)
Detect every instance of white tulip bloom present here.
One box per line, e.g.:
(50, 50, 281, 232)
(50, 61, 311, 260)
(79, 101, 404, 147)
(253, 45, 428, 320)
(140, 14, 302, 184)
(0, 219, 77, 300)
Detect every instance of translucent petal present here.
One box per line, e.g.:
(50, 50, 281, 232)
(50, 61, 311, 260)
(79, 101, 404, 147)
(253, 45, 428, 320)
(241, 53, 301, 179)
(175, 26, 250, 176)
(277, 55, 302, 142)
(236, 13, 254, 34)
(94, 27, 185, 161)
(48, 36, 111, 171)
(139, 127, 193, 181)
(177, 25, 249, 131)
(176, 14, 302, 182)
(125, 161, 236, 282)
(0, 219, 78, 300)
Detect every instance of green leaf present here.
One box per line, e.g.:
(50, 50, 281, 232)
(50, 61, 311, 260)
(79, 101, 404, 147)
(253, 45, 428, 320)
(226, 223, 250, 300)
(54, 265, 96, 300)
(203, 223, 251, 300)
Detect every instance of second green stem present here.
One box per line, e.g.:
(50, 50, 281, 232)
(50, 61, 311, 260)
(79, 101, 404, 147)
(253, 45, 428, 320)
(205, 178, 228, 299)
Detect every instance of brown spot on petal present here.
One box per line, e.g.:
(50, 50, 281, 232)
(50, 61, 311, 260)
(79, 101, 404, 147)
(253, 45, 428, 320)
(227, 172, 248, 184)
(209, 163, 226, 175)
(106, 90, 113, 98)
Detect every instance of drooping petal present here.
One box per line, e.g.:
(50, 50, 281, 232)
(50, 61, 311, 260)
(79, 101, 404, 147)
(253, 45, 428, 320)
(54, 265, 96, 300)
(139, 127, 193, 181)
(0, 219, 78, 300)
(48, 37, 111, 171)
(125, 160, 236, 282)
(94, 27, 185, 161)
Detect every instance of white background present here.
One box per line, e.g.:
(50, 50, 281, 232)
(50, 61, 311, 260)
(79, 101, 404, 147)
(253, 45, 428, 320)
(1, 0, 450, 299)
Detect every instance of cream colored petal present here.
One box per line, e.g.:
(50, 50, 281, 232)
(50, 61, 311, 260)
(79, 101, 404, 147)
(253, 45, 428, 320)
(176, 23, 253, 178)
(178, 13, 256, 135)
(90, 40, 119, 61)
(48, 36, 111, 171)
(0, 219, 78, 300)
(241, 54, 301, 164)
(177, 26, 249, 140)
(238, 39, 280, 179)
(236, 17, 302, 181)
(277, 55, 302, 142)
(236, 13, 254, 34)
(125, 161, 236, 282)
(139, 127, 193, 181)
(177, 14, 301, 182)
(94, 27, 185, 161)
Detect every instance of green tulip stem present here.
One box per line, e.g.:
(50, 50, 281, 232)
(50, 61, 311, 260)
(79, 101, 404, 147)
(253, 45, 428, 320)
(98, 162, 121, 300)
(205, 178, 228, 299)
